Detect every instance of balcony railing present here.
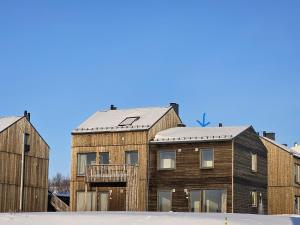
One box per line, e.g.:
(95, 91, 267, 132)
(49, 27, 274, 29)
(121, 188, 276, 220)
(85, 164, 138, 183)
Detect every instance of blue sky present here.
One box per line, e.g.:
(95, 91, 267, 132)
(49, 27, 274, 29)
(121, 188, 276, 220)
(1, 1, 299, 177)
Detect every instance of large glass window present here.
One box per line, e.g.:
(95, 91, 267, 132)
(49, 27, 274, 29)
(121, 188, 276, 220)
(295, 196, 300, 214)
(158, 190, 172, 212)
(158, 150, 176, 169)
(190, 189, 226, 213)
(200, 149, 214, 168)
(99, 152, 109, 164)
(77, 153, 96, 175)
(295, 164, 300, 183)
(251, 153, 257, 172)
(76, 191, 97, 211)
(125, 151, 138, 165)
(251, 191, 257, 207)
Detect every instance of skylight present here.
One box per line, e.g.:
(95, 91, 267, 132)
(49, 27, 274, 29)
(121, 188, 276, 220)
(119, 117, 140, 126)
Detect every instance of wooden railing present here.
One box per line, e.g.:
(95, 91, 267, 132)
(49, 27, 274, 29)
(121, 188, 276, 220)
(49, 192, 70, 212)
(85, 164, 138, 183)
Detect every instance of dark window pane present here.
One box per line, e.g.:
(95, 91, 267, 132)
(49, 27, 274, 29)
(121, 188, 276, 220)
(125, 151, 138, 165)
(158, 191, 172, 212)
(100, 152, 109, 164)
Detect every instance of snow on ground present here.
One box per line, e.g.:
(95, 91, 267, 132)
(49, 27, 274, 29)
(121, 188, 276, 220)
(0, 212, 299, 225)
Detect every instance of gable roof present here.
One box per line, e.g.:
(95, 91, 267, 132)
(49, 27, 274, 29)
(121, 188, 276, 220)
(260, 136, 300, 158)
(151, 126, 250, 143)
(73, 106, 176, 133)
(0, 116, 23, 133)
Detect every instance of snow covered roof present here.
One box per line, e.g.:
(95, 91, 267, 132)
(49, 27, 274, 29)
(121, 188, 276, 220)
(151, 126, 250, 143)
(0, 116, 22, 133)
(73, 106, 174, 133)
(260, 136, 300, 158)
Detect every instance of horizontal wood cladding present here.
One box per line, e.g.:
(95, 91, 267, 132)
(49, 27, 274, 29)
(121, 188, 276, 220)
(234, 183, 267, 214)
(233, 127, 268, 214)
(0, 117, 49, 212)
(148, 141, 233, 212)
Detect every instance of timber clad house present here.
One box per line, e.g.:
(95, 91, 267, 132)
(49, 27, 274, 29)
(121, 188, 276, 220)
(0, 112, 49, 212)
(70, 103, 268, 214)
(149, 126, 268, 214)
(261, 134, 300, 215)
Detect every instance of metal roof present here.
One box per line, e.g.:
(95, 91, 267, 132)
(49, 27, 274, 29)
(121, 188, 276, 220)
(0, 116, 22, 133)
(151, 126, 250, 143)
(73, 106, 173, 133)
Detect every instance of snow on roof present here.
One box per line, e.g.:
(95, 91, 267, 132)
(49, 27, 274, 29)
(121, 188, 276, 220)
(0, 116, 22, 133)
(73, 106, 173, 133)
(151, 126, 250, 143)
(261, 136, 300, 158)
(0, 212, 297, 225)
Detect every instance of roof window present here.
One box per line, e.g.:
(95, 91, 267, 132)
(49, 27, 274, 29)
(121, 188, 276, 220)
(119, 117, 140, 126)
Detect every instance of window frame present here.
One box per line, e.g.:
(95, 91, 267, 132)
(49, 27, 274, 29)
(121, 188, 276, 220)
(295, 164, 300, 184)
(77, 152, 97, 176)
(157, 189, 173, 212)
(125, 150, 139, 166)
(189, 188, 227, 213)
(251, 191, 258, 208)
(157, 149, 176, 170)
(119, 117, 140, 126)
(200, 148, 214, 169)
(251, 153, 258, 173)
(99, 152, 110, 165)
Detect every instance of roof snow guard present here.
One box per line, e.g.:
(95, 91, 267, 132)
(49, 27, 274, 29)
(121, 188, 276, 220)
(151, 126, 250, 143)
(73, 106, 173, 134)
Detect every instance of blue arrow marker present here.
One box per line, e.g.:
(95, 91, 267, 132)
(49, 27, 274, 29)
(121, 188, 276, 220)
(197, 113, 211, 127)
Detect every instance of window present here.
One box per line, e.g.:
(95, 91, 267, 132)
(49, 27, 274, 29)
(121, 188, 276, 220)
(77, 153, 96, 175)
(158, 150, 176, 170)
(125, 151, 138, 165)
(200, 149, 214, 168)
(295, 196, 300, 214)
(76, 191, 97, 211)
(158, 190, 172, 212)
(119, 117, 140, 126)
(251, 191, 257, 207)
(190, 189, 226, 213)
(99, 152, 109, 164)
(295, 164, 300, 184)
(24, 133, 30, 152)
(251, 153, 257, 172)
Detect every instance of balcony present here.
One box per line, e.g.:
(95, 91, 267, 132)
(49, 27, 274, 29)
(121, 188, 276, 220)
(85, 164, 138, 183)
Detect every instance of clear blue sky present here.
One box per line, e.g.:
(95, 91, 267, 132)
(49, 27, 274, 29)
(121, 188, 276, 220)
(1, 1, 299, 178)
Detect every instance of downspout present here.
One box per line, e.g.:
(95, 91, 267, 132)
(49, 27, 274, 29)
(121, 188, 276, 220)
(232, 139, 234, 213)
(19, 133, 25, 212)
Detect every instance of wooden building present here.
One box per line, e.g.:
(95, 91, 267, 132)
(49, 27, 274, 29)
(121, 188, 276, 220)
(70, 104, 181, 211)
(148, 126, 268, 214)
(261, 133, 300, 214)
(0, 112, 49, 212)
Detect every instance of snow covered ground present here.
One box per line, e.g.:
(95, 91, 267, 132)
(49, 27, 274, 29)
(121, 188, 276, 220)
(0, 212, 299, 225)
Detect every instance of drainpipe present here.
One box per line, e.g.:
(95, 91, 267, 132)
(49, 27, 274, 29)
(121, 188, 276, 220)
(19, 133, 25, 212)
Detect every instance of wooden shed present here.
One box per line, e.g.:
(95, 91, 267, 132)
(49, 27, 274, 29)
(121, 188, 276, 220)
(0, 112, 49, 212)
(70, 104, 181, 211)
(149, 126, 268, 214)
(261, 134, 300, 214)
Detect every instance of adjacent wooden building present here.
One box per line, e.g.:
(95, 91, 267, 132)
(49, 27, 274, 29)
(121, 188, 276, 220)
(149, 126, 268, 214)
(70, 104, 181, 211)
(0, 112, 49, 212)
(261, 134, 300, 215)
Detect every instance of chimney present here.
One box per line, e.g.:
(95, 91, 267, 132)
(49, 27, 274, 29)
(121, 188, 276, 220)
(263, 131, 276, 141)
(170, 103, 179, 116)
(219, 123, 223, 127)
(24, 110, 30, 122)
(110, 105, 117, 110)
(295, 142, 298, 147)
(282, 144, 288, 147)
